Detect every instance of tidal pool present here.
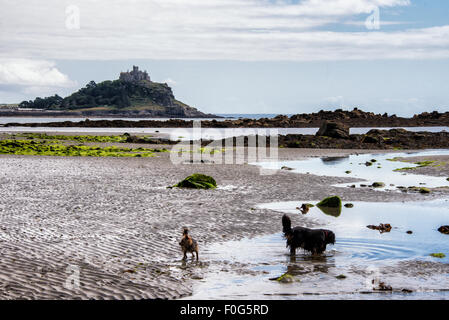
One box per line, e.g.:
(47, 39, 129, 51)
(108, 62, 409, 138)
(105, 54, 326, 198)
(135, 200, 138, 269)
(184, 200, 449, 300)
(183, 150, 449, 299)
(255, 150, 449, 190)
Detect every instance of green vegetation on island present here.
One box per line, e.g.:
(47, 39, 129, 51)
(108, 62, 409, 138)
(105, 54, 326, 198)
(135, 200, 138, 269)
(17, 66, 214, 117)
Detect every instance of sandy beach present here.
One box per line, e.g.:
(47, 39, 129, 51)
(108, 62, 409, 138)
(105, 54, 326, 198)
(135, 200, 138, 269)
(1, 144, 448, 299)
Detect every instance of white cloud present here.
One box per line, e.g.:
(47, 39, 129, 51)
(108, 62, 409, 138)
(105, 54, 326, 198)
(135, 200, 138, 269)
(0, 59, 76, 87)
(1, 0, 448, 61)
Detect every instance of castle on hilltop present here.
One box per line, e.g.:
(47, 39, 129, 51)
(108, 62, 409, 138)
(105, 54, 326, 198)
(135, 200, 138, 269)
(119, 66, 150, 82)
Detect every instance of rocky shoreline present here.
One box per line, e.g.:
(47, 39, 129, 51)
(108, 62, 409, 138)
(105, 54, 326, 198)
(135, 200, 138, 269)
(199, 127, 449, 150)
(0, 110, 219, 119)
(3, 108, 448, 128)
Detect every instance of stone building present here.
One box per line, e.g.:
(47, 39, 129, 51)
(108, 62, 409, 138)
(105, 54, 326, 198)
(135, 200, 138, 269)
(119, 66, 150, 82)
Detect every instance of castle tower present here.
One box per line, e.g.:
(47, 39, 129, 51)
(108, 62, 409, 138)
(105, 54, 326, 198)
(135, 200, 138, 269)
(119, 66, 150, 82)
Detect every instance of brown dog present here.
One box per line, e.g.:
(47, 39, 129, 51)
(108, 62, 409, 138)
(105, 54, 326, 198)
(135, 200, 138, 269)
(179, 228, 199, 261)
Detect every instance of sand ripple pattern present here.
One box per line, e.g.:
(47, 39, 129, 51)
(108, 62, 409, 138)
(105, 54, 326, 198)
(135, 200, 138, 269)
(0, 150, 434, 299)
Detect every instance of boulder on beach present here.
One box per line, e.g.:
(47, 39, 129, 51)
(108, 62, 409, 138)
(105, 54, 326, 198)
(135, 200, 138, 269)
(419, 187, 431, 194)
(316, 196, 342, 217)
(317, 196, 342, 208)
(371, 182, 385, 188)
(316, 121, 350, 139)
(361, 135, 379, 144)
(172, 173, 217, 189)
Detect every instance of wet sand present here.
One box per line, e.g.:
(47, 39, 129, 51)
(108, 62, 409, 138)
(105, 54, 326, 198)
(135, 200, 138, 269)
(0, 147, 448, 299)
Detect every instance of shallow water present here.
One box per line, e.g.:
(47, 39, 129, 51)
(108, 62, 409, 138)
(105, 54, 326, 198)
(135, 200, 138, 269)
(0, 114, 287, 124)
(0, 126, 317, 138)
(255, 149, 449, 190)
(185, 200, 449, 299)
(1, 124, 448, 141)
(0, 116, 230, 124)
(181, 150, 449, 299)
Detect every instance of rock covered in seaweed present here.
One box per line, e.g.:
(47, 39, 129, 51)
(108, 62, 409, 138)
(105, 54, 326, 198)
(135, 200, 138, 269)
(316, 196, 342, 217)
(171, 173, 217, 189)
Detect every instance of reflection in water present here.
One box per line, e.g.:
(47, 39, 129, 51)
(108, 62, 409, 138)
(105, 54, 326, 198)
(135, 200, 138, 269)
(317, 205, 341, 217)
(321, 156, 349, 165)
(184, 200, 449, 300)
(286, 254, 334, 275)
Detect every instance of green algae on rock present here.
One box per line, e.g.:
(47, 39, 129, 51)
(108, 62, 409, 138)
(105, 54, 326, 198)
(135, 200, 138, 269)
(270, 273, 296, 283)
(430, 253, 446, 258)
(316, 196, 342, 217)
(419, 187, 431, 194)
(172, 173, 217, 189)
(0, 140, 164, 157)
(16, 133, 131, 143)
(372, 182, 385, 188)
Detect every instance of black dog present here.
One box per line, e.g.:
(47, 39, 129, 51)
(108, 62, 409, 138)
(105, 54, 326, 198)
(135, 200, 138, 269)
(282, 214, 335, 255)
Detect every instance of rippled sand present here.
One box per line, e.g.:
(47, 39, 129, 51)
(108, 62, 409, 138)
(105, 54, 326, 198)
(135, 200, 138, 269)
(0, 147, 447, 299)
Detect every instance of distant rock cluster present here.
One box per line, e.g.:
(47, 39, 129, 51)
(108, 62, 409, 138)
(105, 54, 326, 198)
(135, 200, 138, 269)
(4, 108, 449, 129)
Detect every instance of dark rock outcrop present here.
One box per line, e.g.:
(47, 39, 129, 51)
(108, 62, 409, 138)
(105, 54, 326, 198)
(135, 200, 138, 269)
(4, 108, 449, 126)
(316, 121, 350, 139)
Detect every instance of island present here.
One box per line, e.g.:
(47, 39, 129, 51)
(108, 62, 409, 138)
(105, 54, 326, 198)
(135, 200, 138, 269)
(0, 66, 218, 118)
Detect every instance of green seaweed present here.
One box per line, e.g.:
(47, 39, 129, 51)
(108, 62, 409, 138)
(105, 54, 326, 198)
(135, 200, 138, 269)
(393, 159, 438, 172)
(16, 133, 134, 143)
(419, 187, 431, 194)
(172, 173, 217, 189)
(273, 273, 296, 283)
(372, 182, 385, 188)
(394, 167, 415, 172)
(0, 139, 165, 157)
(414, 160, 436, 167)
(316, 196, 342, 217)
(430, 253, 446, 258)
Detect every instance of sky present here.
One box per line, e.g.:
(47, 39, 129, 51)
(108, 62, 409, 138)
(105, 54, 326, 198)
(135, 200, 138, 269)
(0, 0, 448, 116)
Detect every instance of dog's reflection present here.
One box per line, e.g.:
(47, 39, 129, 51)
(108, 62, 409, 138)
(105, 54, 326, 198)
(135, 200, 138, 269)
(286, 252, 335, 275)
(180, 258, 201, 269)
